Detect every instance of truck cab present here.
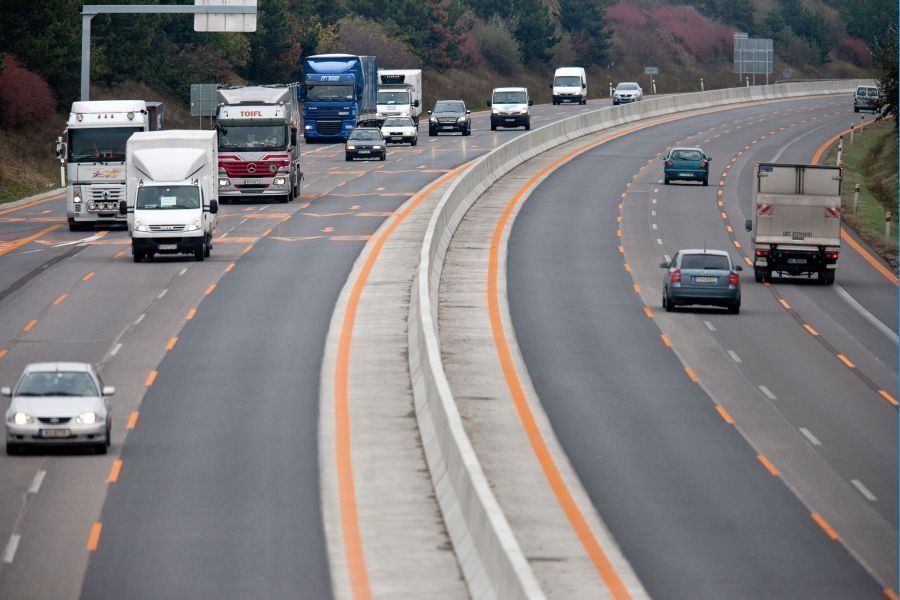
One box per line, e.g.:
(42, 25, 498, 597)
(301, 54, 377, 142)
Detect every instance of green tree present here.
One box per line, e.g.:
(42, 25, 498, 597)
(559, 0, 611, 64)
(876, 25, 897, 126)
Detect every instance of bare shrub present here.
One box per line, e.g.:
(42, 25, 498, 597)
(0, 55, 56, 130)
(650, 5, 736, 59)
(479, 16, 521, 76)
(606, 2, 646, 27)
(836, 36, 874, 67)
(327, 16, 420, 68)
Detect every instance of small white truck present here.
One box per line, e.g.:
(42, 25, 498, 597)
(745, 163, 842, 284)
(376, 69, 422, 125)
(58, 100, 163, 231)
(551, 66, 587, 105)
(120, 130, 219, 262)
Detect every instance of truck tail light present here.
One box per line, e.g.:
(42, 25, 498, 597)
(755, 249, 769, 257)
(828, 252, 839, 260)
(729, 272, 740, 285)
(670, 268, 681, 283)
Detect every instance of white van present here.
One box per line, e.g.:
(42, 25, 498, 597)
(488, 87, 533, 130)
(552, 67, 587, 105)
(121, 130, 219, 262)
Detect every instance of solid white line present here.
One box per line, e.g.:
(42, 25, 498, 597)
(220, 232, 229, 238)
(111, 343, 122, 357)
(134, 314, 145, 325)
(759, 385, 777, 400)
(652, 198, 657, 204)
(799, 427, 821, 446)
(157, 289, 168, 299)
(28, 470, 46, 494)
(727, 350, 742, 363)
(704, 320, 716, 331)
(3, 535, 20, 564)
(851, 479, 877, 501)
(834, 284, 898, 345)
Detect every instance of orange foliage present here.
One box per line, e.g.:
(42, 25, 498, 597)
(649, 5, 736, 58)
(0, 55, 56, 129)
(606, 2, 647, 27)
(837, 36, 873, 67)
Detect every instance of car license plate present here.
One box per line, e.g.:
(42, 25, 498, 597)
(40, 429, 70, 438)
(505, 118, 516, 122)
(159, 244, 177, 250)
(679, 172, 691, 177)
(694, 276, 717, 283)
(787, 258, 807, 264)
(441, 125, 454, 130)
(358, 149, 370, 154)
(243, 179, 261, 185)
(390, 136, 402, 141)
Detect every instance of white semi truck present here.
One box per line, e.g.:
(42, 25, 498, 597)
(216, 85, 302, 204)
(745, 163, 842, 284)
(376, 69, 422, 125)
(120, 130, 219, 262)
(57, 100, 163, 231)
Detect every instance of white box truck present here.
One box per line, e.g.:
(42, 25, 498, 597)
(745, 163, 842, 284)
(551, 67, 587, 105)
(57, 100, 164, 231)
(216, 84, 302, 204)
(376, 69, 422, 125)
(120, 130, 219, 262)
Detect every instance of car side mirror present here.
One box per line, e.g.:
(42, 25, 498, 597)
(427, 110, 432, 115)
(413, 100, 419, 107)
(528, 99, 533, 106)
(0, 387, 10, 397)
(734, 265, 743, 271)
(659, 261, 670, 268)
(549, 83, 553, 89)
(582, 83, 587, 89)
(119, 200, 127, 215)
(210, 199, 219, 214)
(102, 386, 116, 396)
(486, 100, 491, 107)
(745, 218, 752, 232)
(706, 156, 712, 162)
(466, 110, 471, 114)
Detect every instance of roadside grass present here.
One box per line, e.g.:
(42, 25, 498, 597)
(822, 118, 898, 268)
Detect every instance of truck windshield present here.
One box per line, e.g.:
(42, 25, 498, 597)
(306, 84, 355, 102)
(136, 186, 201, 210)
(377, 90, 410, 105)
(554, 76, 581, 86)
(218, 125, 287, 150)
(68, 127, 142, 163)
(493, 92, 527, 104)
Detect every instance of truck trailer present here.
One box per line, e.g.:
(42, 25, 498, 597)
(376, 69, 422, 125)
(120, 130, 219, 262)
(57, 100, 163, 231)
(745, 163, 842, 284)
(216, 84, 302, 204)
(301, 54, 377, 141)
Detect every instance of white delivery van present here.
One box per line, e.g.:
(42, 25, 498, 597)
(120, 130, 219, 262)
(376, 69, 423, 125)
(488, 87, 533, 131)
(551, 67, 587, 105)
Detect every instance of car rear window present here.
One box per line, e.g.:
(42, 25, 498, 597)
(672, 150, 703, 161)
(681, 254, 729, 270)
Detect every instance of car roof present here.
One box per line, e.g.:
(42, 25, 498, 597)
(679, 249, 730, 257)
(354, 127, 380, 131)
(493, 87, 527, 93)
(617, 82, 641, 86)
(670, 146, 705, 153)
(23, 362, 93, 374)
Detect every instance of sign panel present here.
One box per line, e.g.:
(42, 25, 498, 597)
(733, 34, 773, 75)
(194, 0, 257, 32)
(190, 84, 219, 117)
(644, 67, 659, 75)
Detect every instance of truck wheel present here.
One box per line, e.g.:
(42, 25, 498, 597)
(821, 270, 835, 285)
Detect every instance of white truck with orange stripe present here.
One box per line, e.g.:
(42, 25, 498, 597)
(745, 162, 842, 285)
(215, 85, 302, 204)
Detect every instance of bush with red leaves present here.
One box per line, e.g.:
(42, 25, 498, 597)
(837, 36, 873, 67)
(0, 55, 56, 130)
(606, 2, 646, 27)
(650, 5, 736, 59)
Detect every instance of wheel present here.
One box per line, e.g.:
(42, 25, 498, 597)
(380, 152, 386, 161)
(6, 443, 20, 456)
(195, 245, 205, 261)
(664, 177, 670, 185)
(429, 127, 436, 136)
(345, 155, 352, 161)
(490, 123, 497, 131)
(204, 239, 211, 258)
(728, 301, 741, 314)
(854, 107, 859, 113)
(524, 121, 531, 131)
(411, 138, 417, 146)
(702, 177, 709, 186)
(821, 270, 835, 285)
(133, 249, 144, 263)
(582, 98, 587, 105)
(663, 291, 675, 312)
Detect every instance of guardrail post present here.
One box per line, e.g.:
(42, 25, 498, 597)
(745, 77, 750, 87)
(849, 123, 855, 144)
(854, 184, 860, 214)
(837, 136, 843, 166)
(886, 212, 892, 244)
(652, 78, 657, 95)
(608, 82, 613, 98)
(860, 114, 866, 130)
(700, 78, 704, 92)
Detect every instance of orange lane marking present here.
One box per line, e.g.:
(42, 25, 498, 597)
(145, 371, 157, 387)
(685, 367, 699, 382)
(732, 240, 741, 248)
(624, 263, 631, 272)
(661, 334, 672, 348)
(617, 216, 622, 223)
(87, 522, 102, 551)
(779, 299, 791, 310)
(717, 200, 724, 207)
(0, 194, 63, 216)
(743, 257, 752, 266)
(618, 245, 624, 253)
(262, 228, 272, 237)
(82, 272, 95, 282)
(885, 588, 898, 600)
(617, 229, 622, 238)
(339, 162, 469, 598)
(127, 412, 139, 429)
(716, 405, 735, 424)
(878, 390, 898, 406)
(205, 284, 216, 296)
(717, 190, 723, 196)
(108, 459, 123, 483)
(166, 337, 177, 351)
(0, 349, 6, 361)
(720, 212, 727, 219)
(112, 250, 124, 260)
(643, 306, 653, 319)
(53, 294, 67, 305)
(620, 192, 626, 199)
(811, 513, 840, 540)
(757, 454, 780, 476)
(186, 308, 196, 320)
(23, 320, 37, 333)
(837, 354, 855, 368)
(225, 263, 235, 273)
(633, 283, 641, 294)
(0, 223, 61, 258)
(618, 203, 623, 210)
(726, 225, 733, 233)
(803, 324, 819, 336)
(243, 244, 253, 254)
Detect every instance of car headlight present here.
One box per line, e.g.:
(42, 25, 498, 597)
(184, 217, 202, 232)
(347, 145, 356, 150)
(219, 178, 230, 187)
(273, 177, 286, 186)
(457, 117, 467, 123)
(134, 218, 149, 232)
(492, 109, 500, 115)
(372, 145, 383, 150)
(12, 412, 33, 425)
(75, 411, 97, 424)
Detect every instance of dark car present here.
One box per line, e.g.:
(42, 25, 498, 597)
(345, 127, 386, 161)
(428, 100, 471, 136)
(661, 249, 742, 314)
(664, 147, 710, 186)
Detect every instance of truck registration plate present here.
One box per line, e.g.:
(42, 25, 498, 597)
(243, 179, 261, 185)
(159, 244, 177, 251)
(40, 429, 70, 438)
(787, 258, 807, 264)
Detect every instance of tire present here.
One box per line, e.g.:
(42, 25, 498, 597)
(345, 155, 352, 161)
(490, 123, 497, 131)
(702, 177, 709, 186)
(133, 249, 144, 263)
(411, 138, 417, 146)
(664, 177, 670, 185)
(195, 245, 205, 261)
(380, 153, 386, 161)
(728, 300, 741, 314)
(524, 121, 531, 131)
(429, 128, 436, 136)
(204, 239, 211, 258)
(663, 291, 675, 312)
(821, 270, 835, 285)
(6, 443, 20, 456)
(854, 107, 859, 113)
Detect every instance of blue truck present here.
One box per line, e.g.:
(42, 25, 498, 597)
(301, 54, 378, 142)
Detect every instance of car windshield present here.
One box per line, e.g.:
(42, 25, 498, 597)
(383, 118, 413, 127)
(493, 91, 527, 104)
(617, 83, 639, 91)
(862, 88, 879, 97)
(16, 371, 98, 397)
(377, 91, 410, 105)
(554, 76, 581, 86)
(671, 149, 703, 161)
(434, 101, 464, 113)
(136, 186, 201, 210)
(681, 254, 729, 270)
(350, 130, 381, 141)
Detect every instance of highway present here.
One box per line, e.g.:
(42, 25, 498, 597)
(0, 91, 894, 599)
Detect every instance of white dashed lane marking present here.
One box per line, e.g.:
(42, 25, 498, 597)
(851, 479, 877, 502)
(799, 427, 821, 446)
(759, 385, 777, 400)
(3, 535, 21, 564)
(28, 470, 46, 494)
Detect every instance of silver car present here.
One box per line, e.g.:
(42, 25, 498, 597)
(613, 82, 643, 105)
(661, 249, 742, 314)
(4, 362, 114, 455)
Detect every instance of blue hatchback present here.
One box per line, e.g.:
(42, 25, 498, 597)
(661, 249, 742, 314)
(664, 147, 710, 186)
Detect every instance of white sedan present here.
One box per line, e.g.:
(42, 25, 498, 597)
(380, 116, 418, 146)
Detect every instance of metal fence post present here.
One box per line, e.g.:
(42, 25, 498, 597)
(854, 184, 860, 215)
